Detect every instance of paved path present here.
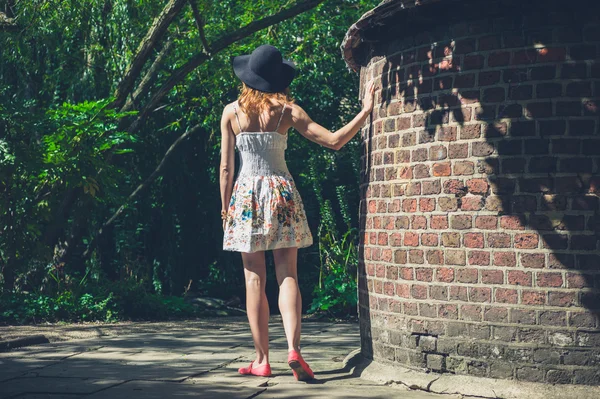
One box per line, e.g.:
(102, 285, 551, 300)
(0, 317, 451, 399)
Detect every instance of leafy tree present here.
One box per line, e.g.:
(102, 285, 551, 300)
(0, 0, 378, 320)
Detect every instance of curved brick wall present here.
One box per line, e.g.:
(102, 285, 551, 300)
(353, 0, 600, 385)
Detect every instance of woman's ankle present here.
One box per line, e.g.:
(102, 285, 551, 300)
(254, 357, 269, 366)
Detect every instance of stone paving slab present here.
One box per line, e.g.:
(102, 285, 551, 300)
(257, 383, 441, 399)
(85, 380, 264, 399)
(0, 319, 448, 399)
(0, 376, 122, 398)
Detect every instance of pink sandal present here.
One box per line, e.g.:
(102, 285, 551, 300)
(287, 350, 314, 381)
(238, 361, 272, 377)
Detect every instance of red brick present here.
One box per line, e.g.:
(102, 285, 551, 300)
(429, 145, 448, 161)
(446, 250, 466, 266)
(395, 215, 409, 229)
(400, 267, 414, 280)
(382, 249, 392, 262)
(386, 265, 398, 280)
(389, 232, 402, 247)
(469, 251, 490, 266)
(521, 253, 545, 268)
(409, 250, 424, 265)
(467, 179, 489, 194)
(398, 166, 413, 179)
(508, 270, 532, 286)
(451, 215, 472, 230)
(449, 143, 469, 159)
(460, 124, 481, 139)
(376, 264, 385, 278)
(427, 250, 444, 265)
(500, 215, 526, 230)
(537, 47, 567, 62)
(445, 180, 467, 195)
(439, 304, 458, 319)
(383, 216, 395, 230)
(442, 232, 461, 247)
(416, 268, 434, 282)
(495, 288, 518, 304)
(433, 162, 452, 176)
(395, 249, 407, 264)
(419, 198, 436, 212)
(450, 286, 468, 301)
(493, 252, 517, 267)
(484, 307, 508, 323)
(512, 49, 537, 65)
(402, 199, 417, 212)
(537, 272, 563, 288)
(475, 216, 498, 229)
(469, 287, 492, 303)
(456, 268, 478, 283)
(366, 263, 375, 276)
(439, 126, 457, 141)
(461, 304, 482, 321)
(464, 233, 485, 248)
(461, 196, 484, 211)
(454, 161, 475, 175)
(481, 270, 504, 285)
(439, 197, 459, 212)
(515, 233, 539, 249)
(488, 52, 510, 67)
(396, 283, 410, 298)
(368, 200, 377, 213)
(548, 291, 577, 307)
(377, 232, 388, 245)
(412, 284, 428, 299)
(436, 267, 455, 283)
(566, 273, 592, 288)
(422, 233, 439, 247)
(488, 233, 511, 248)
(464, 55, 484, 70)
(411, 215, 427, 229)
(431, 215, 449, 229)
(373, 279, 383, 294)
(522, 290, 545, 305)
(384, 281, 395, 296)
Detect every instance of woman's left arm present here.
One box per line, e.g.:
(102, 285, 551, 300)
(220, 105, 236, 229)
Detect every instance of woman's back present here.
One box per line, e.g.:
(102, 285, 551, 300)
(233, 100, 289, 136)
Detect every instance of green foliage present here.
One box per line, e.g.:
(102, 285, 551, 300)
(308, 224, 359, 316)
(42, 98, 138, 199)
(0, 0, 379, 322)
(0, 291, 119, 324)
(0, 277, 200, 324)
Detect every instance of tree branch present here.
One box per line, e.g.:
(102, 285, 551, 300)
(127, 0, 327, 135)
(109, 0, 188, 111)
(120, 36, 176, 113)
(189, 0, 211, 55)
(81, 123, 204, 260)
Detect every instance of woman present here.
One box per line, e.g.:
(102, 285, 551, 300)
(219, 44, 375, 381)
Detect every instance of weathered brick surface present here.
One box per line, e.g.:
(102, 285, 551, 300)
(355, 0, 600, 386)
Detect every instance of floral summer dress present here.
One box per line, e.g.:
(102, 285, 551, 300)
(222, 102, 313, 253)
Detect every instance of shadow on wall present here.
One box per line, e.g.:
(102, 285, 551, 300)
(361, 0, 600, 321)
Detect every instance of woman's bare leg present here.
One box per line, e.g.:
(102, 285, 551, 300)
(273, 246, 302, 352)
(241, 250, 270, 366)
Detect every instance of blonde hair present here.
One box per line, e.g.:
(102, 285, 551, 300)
(237, 82, 295, 116)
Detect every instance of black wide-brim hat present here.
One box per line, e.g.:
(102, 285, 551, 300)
(231, 44, 296, 93)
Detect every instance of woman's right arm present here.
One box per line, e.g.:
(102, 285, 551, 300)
(291, 80, 375, 151)
(220, 105, 236, 229)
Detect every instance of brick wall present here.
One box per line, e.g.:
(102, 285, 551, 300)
(357, 0, 600, 385)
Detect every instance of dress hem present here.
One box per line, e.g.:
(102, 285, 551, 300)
(223, 239, 313, 253)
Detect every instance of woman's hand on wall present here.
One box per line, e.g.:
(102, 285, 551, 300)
(362, 80, 375, 114)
